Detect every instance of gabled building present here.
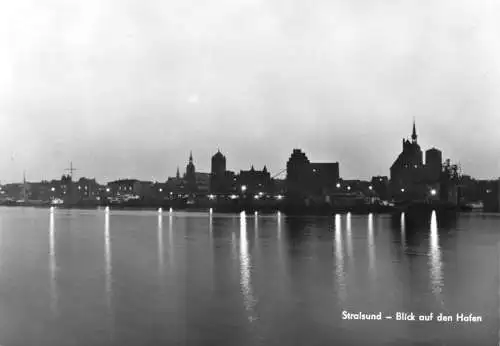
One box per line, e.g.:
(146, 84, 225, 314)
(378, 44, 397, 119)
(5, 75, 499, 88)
(286, 149, 340, 197)
(237, 165, 272, 195)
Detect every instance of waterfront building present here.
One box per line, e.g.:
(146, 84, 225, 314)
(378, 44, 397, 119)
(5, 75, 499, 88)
(286, 149, 312, 198)
(184, 151, 198, 194)
(286, 149, 340, 198)
(75, 177, 101, 201)
(425, 148, 442, 182)
(3, 183, 27, 201)
(478, 179, 500, 212)
(389, 121, 447, 201)
(107, 179, 139, 197)
(310, 162, 340, 194)
(210, 150, 235, 194)
(237, 165, 272, 195)
(390, 121, 425, 193)
(371, 176, 389, 200)
(132, 181, 156, 199)
(195, 172, 210, 193)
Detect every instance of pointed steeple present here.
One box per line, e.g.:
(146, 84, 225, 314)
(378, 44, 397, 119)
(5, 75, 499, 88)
(263, 165, 268, 173)
(250, 165, 254, 171)
(411, 117, 417, 143)
(176, 166, 180, 179)
(189, 151, 193, 163)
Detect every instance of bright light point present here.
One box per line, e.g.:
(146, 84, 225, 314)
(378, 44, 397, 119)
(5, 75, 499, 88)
(208, 194, 215, 200)
(430, 189, 437, 196)
(209, 208, 213, 214)
(169, 208, 173, 213)
(241, 185, 247, 192)
(106, 188, 110, 192)
(369, 186, 373, 190)
(51, 187, 55, 192)
(276, 195, 283, 200)
(254, 195, 259, 199)
(254, 211, 258, 215)
(258, 192, 263, 196)
(401, 188, 405, 192)
(230, 194, 238, 199)
(347, 186, 351, 190)
(159, 188, 163, 192)
(336, 183, 341, 188)
(158, 208, 162, 213)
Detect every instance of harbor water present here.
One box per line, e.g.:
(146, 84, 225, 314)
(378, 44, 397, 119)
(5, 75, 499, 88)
(0, 207, 498, 345)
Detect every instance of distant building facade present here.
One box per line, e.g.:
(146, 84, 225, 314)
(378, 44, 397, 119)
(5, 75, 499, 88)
(107, 179, 139, 197)
(195, 172, 210, 193)
(210, 150, 236, 194)
(286, 149, 340, 197)
(237, 165, 272, 195)
(389, 121, 447, 201)
(184, 151, 198, 194)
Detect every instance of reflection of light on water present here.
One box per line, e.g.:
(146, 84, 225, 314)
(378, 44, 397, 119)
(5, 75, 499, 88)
(429, 211, 443, 302)
(158, 214, 164, 275)
(49, 210, 57, 314)
(276, 213, 283, 264)
(168, 214, 174, 266)
(240, 212, 257, 322)
(368, 213, 376, 274)
(254, 214, 259, 247)
(105, 210, 112, 311)
(334, 214, 346, 301)
(346, 212, 353, 260)
(400, 212, 406, 250)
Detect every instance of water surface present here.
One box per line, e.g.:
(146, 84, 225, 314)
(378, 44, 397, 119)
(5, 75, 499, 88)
(0, 207, 498, 345)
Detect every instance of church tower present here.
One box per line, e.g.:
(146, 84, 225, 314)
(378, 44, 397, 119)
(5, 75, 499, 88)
(411, 118, 418, 144)
(185, 151, 197, 194)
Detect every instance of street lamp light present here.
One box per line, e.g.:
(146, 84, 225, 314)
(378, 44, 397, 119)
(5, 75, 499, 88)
(401, 188, 405, 193)
(241, 185, 247, 192)
(336, 183, 341, 188)
(430, 189, 437, 196)
(368, 186, 373, 190)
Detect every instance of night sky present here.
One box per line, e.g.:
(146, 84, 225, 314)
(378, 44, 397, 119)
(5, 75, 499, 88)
(1, 0, 499, 183)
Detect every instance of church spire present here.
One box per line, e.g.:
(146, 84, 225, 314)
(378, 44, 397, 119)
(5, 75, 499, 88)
(176, 166, 180, 179)
(411, 118, 417, 143)
(189, 151, 193, 163)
